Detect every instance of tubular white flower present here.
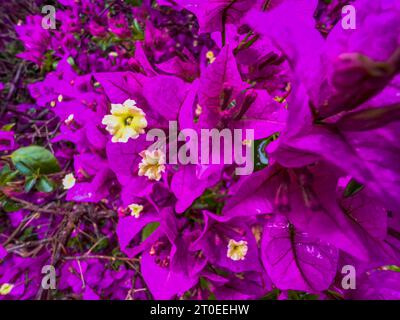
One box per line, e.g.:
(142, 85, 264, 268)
(62, 173, 76, 190)
(128, 203, 144, 218)
(138, 149, 166, 181)
(102, 99, 147, 143)
(227, 239, 248, 261)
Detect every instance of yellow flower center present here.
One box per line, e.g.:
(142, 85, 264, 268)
(227, 239, 248, 261)
(0, 283, 14, 295)
(128, 203, 144, 218)
(62, 173, 76, 190)
(102, 99, 147, 143)
(138, 149, 166, 181)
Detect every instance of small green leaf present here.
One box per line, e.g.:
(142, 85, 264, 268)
(325, 289, 344, 300)
(67, 56, 75, 67)
(14, 161, 33, 176)
(24, 176, 37, 193)
(19, 227, 34, 241)
(383, 265, 400, 272)
(0, 165, 11, 177)
(287, 290, 319, 300)
(11, 146, 60, 175)
(261, 288, 280, 300)
(141, 222, 160, 241)
(125, 0, 143, 6)
(0, 165, 18, 185)
(253, 133, 279, 172)
(35, 176, 54, 193)
(132, 18, 144, 40)
(93, 238, 109, 252)
(1, 123, 15, 131)
(199, 277, 211, 290)
(208, 293, 216, 300)
(2, 199, 22, 212)
(344, 179, 364, 198)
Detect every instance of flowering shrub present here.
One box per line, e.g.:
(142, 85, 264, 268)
(0, 0, 399, 300)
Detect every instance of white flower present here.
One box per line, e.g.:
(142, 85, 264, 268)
(62, 173, 76, 190)
(227, 239, 248, 261)
(128, 204, 144, 218)
(102, 99, 147, 143)
(138, 149, 166, 181)
(206, 51, 216, 64)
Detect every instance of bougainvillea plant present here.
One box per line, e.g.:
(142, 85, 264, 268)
(0, 0, 399, 300)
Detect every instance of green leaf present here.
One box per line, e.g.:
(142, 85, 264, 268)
(35, 176, 54, 193)
(1, 123, 15, 131)
(24, 176, 37, 193)
(287, 290, 319, 300)
(66, 56, 80, 73)
(2, 199, 22, 212)
(141, 222, 160, 241)
(344, 179, 364, 198)
(132, 18, 144, 40)
(208, 293, 216, 300)
(19, 227, 34, 241)
(14, 161, 33, 176)
(11, 146, 60, 175)
(260, 288, 280, 300)
(199, 277, 211, 290)
(325, 289, 344, 300)
(0, 164, 11, 177)
(93, 238, 109, 252)
(253, 133, 279, 172)
(383, 265, 400, 272)
(41, 50, 57, 73)
(67, 56, 75, 67)
(125, 0, 142, 6)
(0, 165, 18, 185)
(110, 248, 124, 270)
